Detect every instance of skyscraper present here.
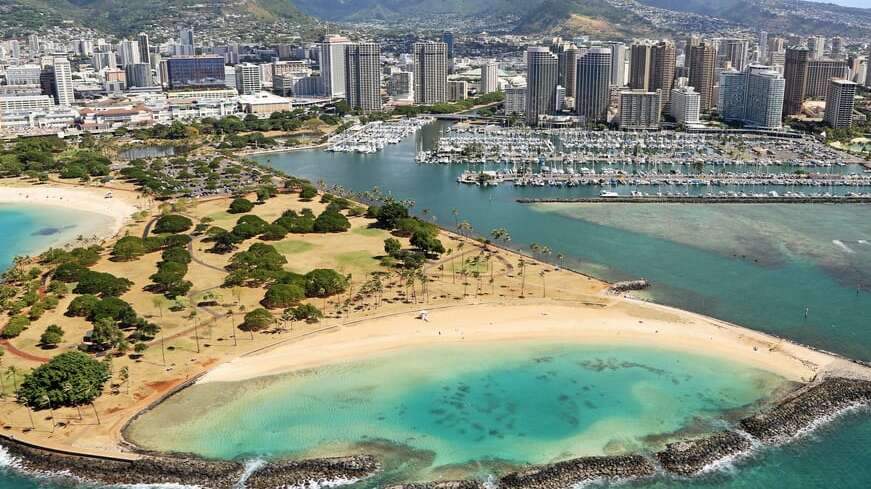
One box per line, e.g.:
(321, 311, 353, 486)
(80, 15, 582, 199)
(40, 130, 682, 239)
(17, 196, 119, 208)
(117, 39, 141, 67)
(757, 31, 768, 63)
(562, 47, 580, 99)
(166, 56, 225, 89)
(720, 38, 750, 71)
(125, 63, 153, 88)
(670, 86, 701, 125)
(413, 41, 448, 104)
(629, 40, 675, 112)
(618, 90, 662, 130)
(607, 42, 627, 86)
(687, 41, 716, 111)
(831, 37, 844, 59)
(480, 61, 498, 94)
(525, 46, 558, 126)
(235, 63, 262, 95)
(575, 48, 612, 124)
(442, 32, 454, 60)
(866, 47, 871, 88)
(179, 27, 195, 47)
(824, 79, 856, 128)
(51, 58, 74, 106)
(805, 60, 849, 98)
(807, 35, 825, 60)
(719, 65, 785, 130)
(137, 33, 151, 65)
(320, 35, 352, 98)
(783, 47, 810, 115)
(345, 43, 382, 113)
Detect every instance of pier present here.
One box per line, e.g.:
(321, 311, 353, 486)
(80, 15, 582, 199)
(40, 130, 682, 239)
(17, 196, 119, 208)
(517, 196, 871, 204)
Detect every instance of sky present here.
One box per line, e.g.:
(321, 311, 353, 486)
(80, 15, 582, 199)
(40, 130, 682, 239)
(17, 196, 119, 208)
(808, 0, 870, 8)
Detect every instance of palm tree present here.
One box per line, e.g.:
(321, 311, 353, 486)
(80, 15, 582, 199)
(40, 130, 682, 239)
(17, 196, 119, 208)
(63, 383, 83, 421)
(518, 259, 527, 298)
(281, 309, 294, 332)
(556, 253, 565, 270)
(451, 208, 459, 228)
(119, 366, 130, 395)
(226, 308, 237, 346)
(539, 270, 548, 297)
(190, 309, 200, 353)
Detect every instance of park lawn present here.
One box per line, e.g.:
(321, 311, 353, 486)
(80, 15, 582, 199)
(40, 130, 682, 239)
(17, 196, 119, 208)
(273, 239, 316, 254)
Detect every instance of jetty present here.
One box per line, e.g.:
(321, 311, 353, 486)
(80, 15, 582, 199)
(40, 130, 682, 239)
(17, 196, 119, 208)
(517, 196, 871, 204)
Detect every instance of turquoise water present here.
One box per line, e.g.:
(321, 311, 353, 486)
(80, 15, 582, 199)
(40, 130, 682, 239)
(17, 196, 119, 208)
(0, 203, 114, 270)
(127, 342, 786, 483)
(2, 122, 871, 488)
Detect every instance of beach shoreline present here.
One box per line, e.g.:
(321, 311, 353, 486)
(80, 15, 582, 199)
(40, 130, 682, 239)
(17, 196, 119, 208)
(0, 183, 142, 254)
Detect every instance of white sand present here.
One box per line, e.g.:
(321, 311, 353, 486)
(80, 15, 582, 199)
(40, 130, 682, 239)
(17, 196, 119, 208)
(201, 300, 869, 385)
(0, 185, 140, 248)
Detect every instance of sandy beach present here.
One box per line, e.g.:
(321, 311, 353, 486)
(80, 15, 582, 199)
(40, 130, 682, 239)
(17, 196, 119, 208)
(0, 184, 142, 247)
(200, 299, 868, 386)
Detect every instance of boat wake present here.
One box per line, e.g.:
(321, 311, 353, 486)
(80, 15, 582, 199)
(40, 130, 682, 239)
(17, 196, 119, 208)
(832, 240, 855, 253)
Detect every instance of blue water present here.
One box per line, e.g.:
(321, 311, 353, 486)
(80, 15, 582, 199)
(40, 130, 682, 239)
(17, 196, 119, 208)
(2, 122, 871, 487)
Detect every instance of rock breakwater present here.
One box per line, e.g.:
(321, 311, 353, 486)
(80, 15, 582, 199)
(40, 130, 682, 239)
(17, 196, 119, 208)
(499, 455, 655, 489)
(244, 455, 379, 489)
(386, 481, 487, 489)
(655, 431, 751, 475)
(740, 377, 871, 441)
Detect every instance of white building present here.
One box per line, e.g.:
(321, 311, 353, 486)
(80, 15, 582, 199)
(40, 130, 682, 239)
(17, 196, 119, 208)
(505, 86, 527, 115)
(448, 80, 468, 101)
(0, 94, 53, 113)
(389, 71, 413, 99)
(320, 35, 351, 98)
(824, 79, 857, 128)
(719, 65, 785, 130)
(575, 47, 612, 124)
(618, 90, 662, 130)
(670, 86, 701, 126)
(345, 43, 382, 113)
(5, 64, 41, 85)
(235, 63, 262, 95)
(607, 42, 627, 86)
(117, 40, 141, 67)
(52, 58, 74, 107)
(480, 61, 498, 94)
(525, 46, 558, 126)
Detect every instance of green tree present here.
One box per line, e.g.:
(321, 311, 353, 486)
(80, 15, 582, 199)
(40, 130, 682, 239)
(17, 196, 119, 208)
(304, 269, 349, 297)
(263, 283, 305, 309)
(153, 214, 193, 234)
(90, 317, 124, 350)
(384, 237, 401, 256)
(73, 271, 133, 297)
(39, 324, 64, 347)
(228, 197, 254, 214)
(17, 351, 110, 409)
(240, 308, 275, 332)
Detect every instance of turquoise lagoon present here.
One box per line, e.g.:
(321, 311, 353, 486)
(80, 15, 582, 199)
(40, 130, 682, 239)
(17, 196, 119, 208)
(126, 342, 787, 483)
(0, 203, 114, 270)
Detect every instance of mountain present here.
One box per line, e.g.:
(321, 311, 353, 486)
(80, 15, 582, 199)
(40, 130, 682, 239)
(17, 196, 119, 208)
(0, 0, 314, 38)
(638, 0, 871, 37)
(512, 0, 657, 38)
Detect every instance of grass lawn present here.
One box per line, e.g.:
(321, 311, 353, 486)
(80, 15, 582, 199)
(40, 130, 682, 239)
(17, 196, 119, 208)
(274, 239, 316, 255)
(352, 226, 388, 238)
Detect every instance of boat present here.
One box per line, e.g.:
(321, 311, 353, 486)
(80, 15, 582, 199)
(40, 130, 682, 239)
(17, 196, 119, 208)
(600, 190, 620, 198)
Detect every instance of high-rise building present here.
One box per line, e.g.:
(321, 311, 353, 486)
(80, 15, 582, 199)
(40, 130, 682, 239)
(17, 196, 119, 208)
(166, 56, 225, 89)
(806, 60, 849, 98)
(413, 41, 448, 105)
(719, 38, 750, 71)
(51, 58, 74, 106)
(320, 35, 352, 98)
(768, 37, 785, 59)
(562, 47, 580, 99)
(831, 37, 844, 59)
(442, 32, 455, 60)
(235, 63, 262, 95)
(525, 46, 559, 126)
(575, 48, 612, 124)
(179, 27, 195, 47)
(670, 86, 701, 125)
(607, 42, 627, 86)
(5, 64, 42, 85)
(125, 63, 154, 88)
(719, 65, 785, 129)
(504, 86, 526, 115)
(618, 90, 662, 130)
(27, 34, 39, 53)
(824, 79, 856, 128)
(345, 43, 382, 113)
(629, 40, 675, 112)
(480, 61, 498, 94)
(389, 71, 413, 99)
(757, 31, 768, 63)
(687, 41, 716, 111)
(117, 39, 141, 67)
(783, 47, 810, 116)
(866, 47, 871, 88)
(807, 35, 825, 60)
(137, 33, 151, 65)
(448, 80, 469, 101)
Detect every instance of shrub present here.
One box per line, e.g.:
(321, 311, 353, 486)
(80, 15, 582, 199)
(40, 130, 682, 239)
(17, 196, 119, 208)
(299, 185, 317, 200)
(304, 269, 348, 297)
(73, 271, 133, 297)
(17, 351, 110, 408)
(53, 262, 87, 282)
(89, 297, 138, 326)
(313, 210, 350, 233)
(263, 283, 305, 308)
(40, 324, 64, 347)
(375, 201, 409, 229)
(410, 231, 445, 257)
(228, 197, 254, 214)
(240, 308, 275, 332)
(273, 210, 314, 234)
(162, 234, 192, 248)
(67, 294, 101, 317)
(289, 303, 323, 323)
(384, 238, 401, 256)
(232, 215, 270, 239)
(260, 224, 288, 241)
(153, 214, 193, 234)
(111, 236, 146, 261)
(2, 315, 30, 338)
(161, 247, 191, 264)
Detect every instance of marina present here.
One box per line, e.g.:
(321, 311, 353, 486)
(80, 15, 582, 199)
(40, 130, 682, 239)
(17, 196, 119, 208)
(326, 117, 433, 153)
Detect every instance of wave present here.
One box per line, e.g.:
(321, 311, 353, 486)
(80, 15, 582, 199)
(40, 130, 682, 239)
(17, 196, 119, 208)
(832, 240, 855, 253)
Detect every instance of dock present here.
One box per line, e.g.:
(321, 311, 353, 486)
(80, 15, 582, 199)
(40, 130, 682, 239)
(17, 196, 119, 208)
(517, 196, 871, 204)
